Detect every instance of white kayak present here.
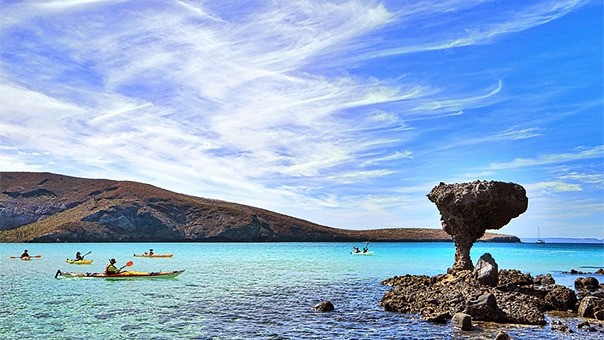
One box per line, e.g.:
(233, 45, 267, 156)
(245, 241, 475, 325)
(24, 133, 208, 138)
(351, 251, 375, 256)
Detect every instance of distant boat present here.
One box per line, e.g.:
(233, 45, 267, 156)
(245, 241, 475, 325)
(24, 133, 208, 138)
(536, 225, 545, 244)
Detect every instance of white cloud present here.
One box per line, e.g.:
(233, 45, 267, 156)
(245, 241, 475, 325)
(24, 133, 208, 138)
(527, 181, 582, 192)
(489, 145, 604, 170)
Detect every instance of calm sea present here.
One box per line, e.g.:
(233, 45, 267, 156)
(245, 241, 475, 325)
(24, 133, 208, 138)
(2, 242, 603, 339)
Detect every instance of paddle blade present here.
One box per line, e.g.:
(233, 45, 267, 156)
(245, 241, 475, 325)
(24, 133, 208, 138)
(125, 260, 133, 267)
(34, 255, 42, 258)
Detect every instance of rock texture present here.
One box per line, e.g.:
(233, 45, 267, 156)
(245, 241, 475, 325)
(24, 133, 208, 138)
(473, 253, 499, 287)
(427, 180, 528, 272)
(0, 172, 521, 243)
(381, 267, 548, 325)
(314, 301, 335, 312)
(381, 253, 604, 332)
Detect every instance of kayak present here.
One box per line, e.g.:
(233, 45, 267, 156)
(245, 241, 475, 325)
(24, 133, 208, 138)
(10, 255, 42, 260)
(133, 253, 174, 258)
(351, 251, 375, 256)
(55, 269, 185, 279)
(66, 259, 93, 265)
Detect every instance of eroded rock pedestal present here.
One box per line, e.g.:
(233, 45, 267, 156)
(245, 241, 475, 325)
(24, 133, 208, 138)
(427, 180, 528, 272)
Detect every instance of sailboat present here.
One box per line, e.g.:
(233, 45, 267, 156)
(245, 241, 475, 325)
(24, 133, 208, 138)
(536, 225, 545, 244)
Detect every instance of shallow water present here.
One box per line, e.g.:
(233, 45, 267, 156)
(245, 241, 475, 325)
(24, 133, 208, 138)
(1, 242, 603, 339)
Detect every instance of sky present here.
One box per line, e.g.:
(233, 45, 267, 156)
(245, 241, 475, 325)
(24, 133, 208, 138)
(1, 0, 602, 239)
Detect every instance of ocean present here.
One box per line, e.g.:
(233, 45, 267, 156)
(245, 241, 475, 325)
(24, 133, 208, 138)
(2, 242, 603, 339)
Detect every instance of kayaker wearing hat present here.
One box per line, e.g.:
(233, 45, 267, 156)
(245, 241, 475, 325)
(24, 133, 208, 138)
(20, 249, 30, 259)
(149, 249, 154, 255)
(104, 258, 120, 275)
(75, 252, 83, 261)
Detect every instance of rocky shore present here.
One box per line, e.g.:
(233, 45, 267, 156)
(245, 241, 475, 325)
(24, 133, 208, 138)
(380, 253, 604, 335)
(377, 180, 604, 336)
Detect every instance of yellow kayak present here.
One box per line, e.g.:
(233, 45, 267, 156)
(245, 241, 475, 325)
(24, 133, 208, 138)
(55, 269, 185, 279)
(66, 259, 93, 265)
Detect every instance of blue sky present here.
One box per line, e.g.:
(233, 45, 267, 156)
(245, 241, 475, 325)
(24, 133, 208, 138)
(1, 0, 602, 238)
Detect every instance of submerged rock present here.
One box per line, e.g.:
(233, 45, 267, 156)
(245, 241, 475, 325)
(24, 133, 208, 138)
(314, 300, 334, 312)
(451, 312, 472, 331)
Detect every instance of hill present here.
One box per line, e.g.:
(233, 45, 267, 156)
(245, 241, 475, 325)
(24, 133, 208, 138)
(0, 172, 520, 243)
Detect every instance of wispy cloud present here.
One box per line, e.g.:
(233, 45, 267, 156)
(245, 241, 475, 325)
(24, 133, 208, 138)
(359, 0, 587, 59)
(489, 145, 604, 170)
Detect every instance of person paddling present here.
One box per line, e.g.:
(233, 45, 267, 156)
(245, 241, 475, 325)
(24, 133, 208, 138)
(75, 252, 83, 261)
(20, 249, 30, 259)
(104, 258, 121, 275)
(149, 249, 154, 256)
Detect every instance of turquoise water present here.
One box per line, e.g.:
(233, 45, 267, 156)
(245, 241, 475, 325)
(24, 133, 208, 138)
(2, 242, 603, 339)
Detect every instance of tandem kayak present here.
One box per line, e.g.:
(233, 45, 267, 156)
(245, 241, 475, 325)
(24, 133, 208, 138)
(133, 253, 174, 258)
(55, 269, 185, 279)
(351, 251, 375, 256)
(66, 259, 93, 265)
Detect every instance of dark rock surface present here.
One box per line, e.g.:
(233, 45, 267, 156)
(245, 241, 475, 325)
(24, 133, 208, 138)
(575, 277, 600, 291)
(544, 286, 577, 311)
(427, 180, 527, 272)
(380, 255, 604, 331)
(314, 300, 334, 312)
(473, 253, 498, 287)
(578, 296, 604, 319)
(451, 312, 472, 330)
(381, 268, 547, 325)
(534, 274, 555, 286)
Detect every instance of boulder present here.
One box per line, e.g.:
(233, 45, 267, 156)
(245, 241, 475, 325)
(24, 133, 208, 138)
(473, 253, 499, 287)
(423, 311, 451, 323)
(464, 293, 503, 321)
(578, 296, 603, 318)
(314, 300, 334, 312)
(498, 269, 534, 287)
(575, 277, 600, 291)
(451, 312, 473, 331)
(534, 274, 555, 286)
(544, 285, 577, 311)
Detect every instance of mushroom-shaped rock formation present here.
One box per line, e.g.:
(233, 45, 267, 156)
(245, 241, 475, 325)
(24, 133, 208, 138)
(427, 180, 528, 272)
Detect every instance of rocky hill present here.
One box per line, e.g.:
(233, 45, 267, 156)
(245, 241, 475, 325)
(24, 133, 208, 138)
(0, 172, 520, 243)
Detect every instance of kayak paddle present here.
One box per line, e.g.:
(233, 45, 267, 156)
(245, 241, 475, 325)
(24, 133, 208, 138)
(10, 255, 42, 259)
(81, 251, 92, 259)
(119, 260, 134, 271)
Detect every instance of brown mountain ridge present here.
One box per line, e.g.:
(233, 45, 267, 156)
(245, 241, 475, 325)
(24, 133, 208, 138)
(0, 172, 520, 243)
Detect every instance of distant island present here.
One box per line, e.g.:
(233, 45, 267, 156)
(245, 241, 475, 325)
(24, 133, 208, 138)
(0, 172, 520, 243)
